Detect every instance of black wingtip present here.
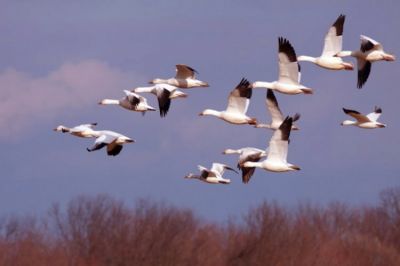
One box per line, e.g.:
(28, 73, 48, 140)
(292, 113, 301, 122)
(279, 116, 293, 141)
(236, 78, 252, 99)
(177, 64, 198, 74)
(238, 77, 250, 88)
(343, 108, 360, 115)
(333, 14, 346, 36)
(374, 106, 382, 113)
(278, 37, 297, 62)
(266, 89, 275, 99)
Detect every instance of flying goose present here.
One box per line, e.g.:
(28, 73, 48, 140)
(54, 123, 98, 138)
(255, 89, 300, 130)
(337, 35, 395, 88)
(184, 163, 238, 184)
(199, 78, 257, 125)
(87, 130, 135, 156)
(252, 37, 313, 95)
(99, 90, 156, 114)
(132, 84, 187, 117)
(298, 14, 353, 70)
(341, 106, 386, 129)
(244, 116, 300, 172)
(149, 64, 209, 88)
(223, 147, 267, 183)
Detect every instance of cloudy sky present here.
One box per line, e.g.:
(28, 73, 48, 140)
(1, 0, 399, 221)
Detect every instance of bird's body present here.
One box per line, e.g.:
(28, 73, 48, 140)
(252, 37, 313, 95)
(199, 78, 257, 125)
(185, 163, 238, 184)
(54, 123, 98, 138)
(255, 89, 300, 130)
(337, 35, 395, 88)
(341, 107, 386, 129)
(99, 90, 156, 114)
(150, 64, 209, 88)
(132, 84, 187, 117)
(298, 14, 353, 71)
(87, 130, 134, 156)
(223, 147, 267, 183)
(244, 116, 300, 172)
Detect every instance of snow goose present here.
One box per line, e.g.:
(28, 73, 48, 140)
(223, 147, 267, 183)
(199, 78, 257, 125)
(255, 89, 300, 130)
(184, 163, 238, 184)
(132, 84, 187, 117)
(244, 116, 300, 172)
(150, 64, 209, 88)
(252, 37, 313, 95)
(337, 35, 395, 88)
(87, 130, 135, 156)
(99, 90, 156, 114)
(298, 14, 353, 70)
(341, 106, 386, 129)
(54, 123, 98, 138)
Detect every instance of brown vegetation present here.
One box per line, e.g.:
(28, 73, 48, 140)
(0, 188, 400, 266)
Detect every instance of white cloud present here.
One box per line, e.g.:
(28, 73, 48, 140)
(0, 60, 138, 139)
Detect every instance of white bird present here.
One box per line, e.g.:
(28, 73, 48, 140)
(99, 90, 156, 114)
(86, 130, 135, 156)
(255, 89, 300, 130)
(184, 163, 238, 184)
(53, 123, 99, 138)
(244, 116, 300, 172)
(341, 106, 386, 129)
(149, 64, 209, 88)
(223, 147, 267, 183)
(132, 84, 187, 117)
(252, 37, 313, 95)
(297, 14, 353, 70)
(199, 78, 257, 125)
(337, 35, 395, 88)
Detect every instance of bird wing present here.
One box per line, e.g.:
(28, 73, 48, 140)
(360, 35, 383, 52)
(210, 163, 238, 176)
(85, 123, 98, 129)
(74, 123, 97, 131)
(292, 113, 301, 122)
(107, 143, 123, 156)
(366, 106, 382, 122)
(87, 133, 115, 152)
(210, 163, 226, 176)
(123, 90, 142, 106)
(156, 88, 172, 117)
(266, 89, 284, 125)
(278, 37, 300, 85)
(267, 117, 292, 163)
(198, 165, 214, 178)
(322, 14, 345, 57)
(240, 150, 264, 184)
(342, 108, 370, 123)
(95, 132, 117, 145)
(132, 86, 154, 94)
(357, 58, 371, 89)
(226, 78, 252, 114)
(175, 64, 198, 79)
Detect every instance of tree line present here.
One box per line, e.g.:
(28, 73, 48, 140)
(1, 187, 400, 266)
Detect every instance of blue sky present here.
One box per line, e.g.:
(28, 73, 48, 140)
(0, 0, 399, 221)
